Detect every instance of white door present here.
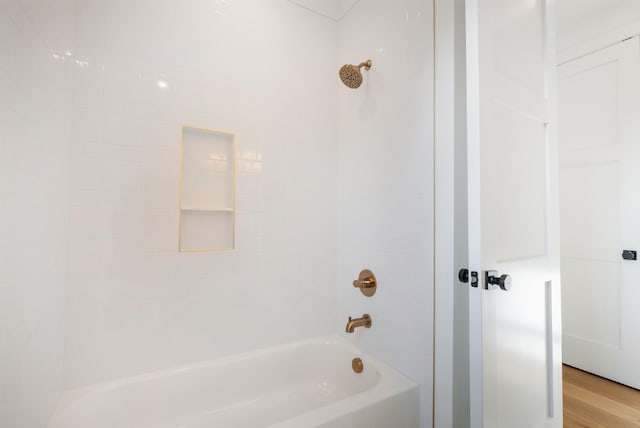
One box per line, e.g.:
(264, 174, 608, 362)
(558, 37, 640, 389)
(465, 0, 563, 427)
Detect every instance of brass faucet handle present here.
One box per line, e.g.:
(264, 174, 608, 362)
(352, 269, 377, 297)
(352, 278, 375, 288)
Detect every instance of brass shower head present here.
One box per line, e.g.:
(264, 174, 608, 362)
(339, 60, 372, 89)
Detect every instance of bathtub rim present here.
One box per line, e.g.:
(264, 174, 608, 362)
(48, 334, 418, 427)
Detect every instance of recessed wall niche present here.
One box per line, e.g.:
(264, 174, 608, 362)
(179, 126, 235, 252)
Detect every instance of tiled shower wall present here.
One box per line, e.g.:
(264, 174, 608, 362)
(1, 1, 436, 426)
(0, 1, 74, 426)
(64, 0, 339, 387)
(336, 1, 435, 426)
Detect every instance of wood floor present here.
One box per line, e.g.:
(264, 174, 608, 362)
(563, 365, 640, 427)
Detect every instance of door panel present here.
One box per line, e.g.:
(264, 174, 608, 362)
(558, 37, 640, 389)
(559, 61, 618, 152)
(492, 105, 548, 262)
(561, 258, 620, 348)
(493, 276, 549, 423)
(559, 161, 620, 261)
(466, 0, 561, 427)
(493, 0, 546, 93)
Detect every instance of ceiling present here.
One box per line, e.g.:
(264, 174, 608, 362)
(288, 0, 359, 21)
(293, 0, 638, 28)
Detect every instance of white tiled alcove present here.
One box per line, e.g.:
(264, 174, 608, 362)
(179, 126, 235, 252)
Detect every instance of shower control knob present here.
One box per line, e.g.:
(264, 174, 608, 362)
(484, 270, 512, 291)
(352, 269, 377, 297)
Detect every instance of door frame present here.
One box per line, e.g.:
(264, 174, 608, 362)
(433, 0, 562, 426)
(433, 0, 468, 426)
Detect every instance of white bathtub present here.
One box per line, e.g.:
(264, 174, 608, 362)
(48, 336, 419, 428)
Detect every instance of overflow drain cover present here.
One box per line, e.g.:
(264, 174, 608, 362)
(352, 357, 364, 374)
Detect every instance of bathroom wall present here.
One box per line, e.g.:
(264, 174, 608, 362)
(64, 0, 339, 387)
(336, 1, 435, 426)
(558, 0, 640, 56)
(0, 1, 74, 426)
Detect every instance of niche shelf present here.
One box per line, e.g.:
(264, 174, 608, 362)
(179, 125, 235, 252)
(181, 206, 234, 212)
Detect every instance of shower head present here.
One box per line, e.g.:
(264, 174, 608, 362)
(339, 60, 372, 89)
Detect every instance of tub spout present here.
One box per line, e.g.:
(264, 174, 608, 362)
(345, 314, 372, 333)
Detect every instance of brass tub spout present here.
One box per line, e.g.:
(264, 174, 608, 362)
(345, 314, 372, 333)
